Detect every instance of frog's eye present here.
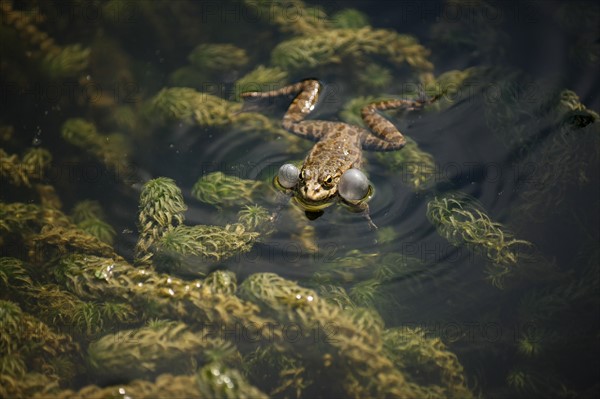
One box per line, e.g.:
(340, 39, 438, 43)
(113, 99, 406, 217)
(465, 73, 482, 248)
(323, 175, 333, 187)
(339, 168, 370, 201)
(278, 164, 300, 188)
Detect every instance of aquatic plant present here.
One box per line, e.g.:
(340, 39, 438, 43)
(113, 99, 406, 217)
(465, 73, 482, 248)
(35, 184, 62, 211)
(0, 2, 58, 54)
(154, 223, 258, 273)
(313, 251, 435, 323)
(189, 43, 249, 72)
(192, 171, 265, 209)
(331, 9, 370, 29)
(556, 89, 598, 129)
(148, 87, 239, 126)
(317, 284, 356, 310)
(149, 77, 301, 149)
(356, 63, 393, 90)
(312, 249, 378, 283)
(383, 327, 474, 398)
(27, 283, 136, 336)
(135, 177, 260, 273)
(427, 67, 479, 110)
(197, 362, 268, 399)
(271, 27, 434, 79)
(70, 200, 104, 223)
(0, 1, 89, 78)
(373, 254, 432, 296)
(233, 65, 288, 100)
(202, 270, 237, 295)
(511, 88, 599, 217)
(376, 137, 438, 191)
(244, 345, 310, 398)
(237, 204, 273, 233)
(0, 257, 32, 291)
(248, 0, 433, 86)
(60, 118, 130, 179)
(0, 299, 76, 396)
(0, 147, 52, 186)
(0, 202, 43, 234)
(136, 177, 187, 258)
(238, 272, 472, 398)
(243, 0, 329, 36)
(375, 226, 400, 245)
(516, 328, 548, 358)
(35, 223, 116, 258)
(168, 65, 207, 90)
(1, 197, 115, 259)
(506, 367, 546, 395)
(1, 1, 596, 397)
(88, 320, 240, 381)
(54, 254, 274, 332)
(427, 193, 531, 265)
(41, 44, 90, 79)
(348, 278, 381, 307)
(60, 119, 100, 149)
(316, 250, 430, 297)
(71, 200, 116, 245)
(32, 373, 202, 399)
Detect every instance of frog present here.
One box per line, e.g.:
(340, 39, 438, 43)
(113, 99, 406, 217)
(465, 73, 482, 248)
(241, 79, 437, 229)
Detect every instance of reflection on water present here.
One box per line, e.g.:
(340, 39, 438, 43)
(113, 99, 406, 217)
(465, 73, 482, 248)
(1, 1, 598, 398)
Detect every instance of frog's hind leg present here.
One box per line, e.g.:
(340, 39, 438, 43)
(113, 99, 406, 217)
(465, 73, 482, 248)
(360, 96, 438, 151)
(241, 79, 330, 141)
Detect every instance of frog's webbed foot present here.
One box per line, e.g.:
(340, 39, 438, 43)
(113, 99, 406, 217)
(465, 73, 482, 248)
(416, 89, 444, 106)
(360, 94, 441, 152)
(345, 200, 377, 230)
(360, 206, 378, 230)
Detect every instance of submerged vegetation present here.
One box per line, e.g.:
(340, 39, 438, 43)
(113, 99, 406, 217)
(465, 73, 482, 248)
(0, 0, 598, 398)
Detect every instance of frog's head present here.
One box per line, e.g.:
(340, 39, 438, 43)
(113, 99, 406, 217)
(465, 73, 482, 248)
(297, 166, 340, 206)
(275, 163, 373, 213)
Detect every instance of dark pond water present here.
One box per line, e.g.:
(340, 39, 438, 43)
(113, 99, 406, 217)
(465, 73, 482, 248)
(1, 1, 598, 398)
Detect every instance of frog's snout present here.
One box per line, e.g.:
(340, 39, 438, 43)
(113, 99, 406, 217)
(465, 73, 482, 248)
(300, 181, 334, 202)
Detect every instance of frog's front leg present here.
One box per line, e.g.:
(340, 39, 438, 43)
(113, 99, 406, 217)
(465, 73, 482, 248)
(346, 201, 378, 230)
(241, 79, 333, 141)
(360, 96, 439, 151)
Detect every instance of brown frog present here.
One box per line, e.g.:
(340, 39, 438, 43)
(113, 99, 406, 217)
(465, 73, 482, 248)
(241, 79, 437, 229)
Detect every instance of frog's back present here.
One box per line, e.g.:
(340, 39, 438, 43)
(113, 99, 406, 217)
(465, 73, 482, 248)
(304, 122, 365, 172)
